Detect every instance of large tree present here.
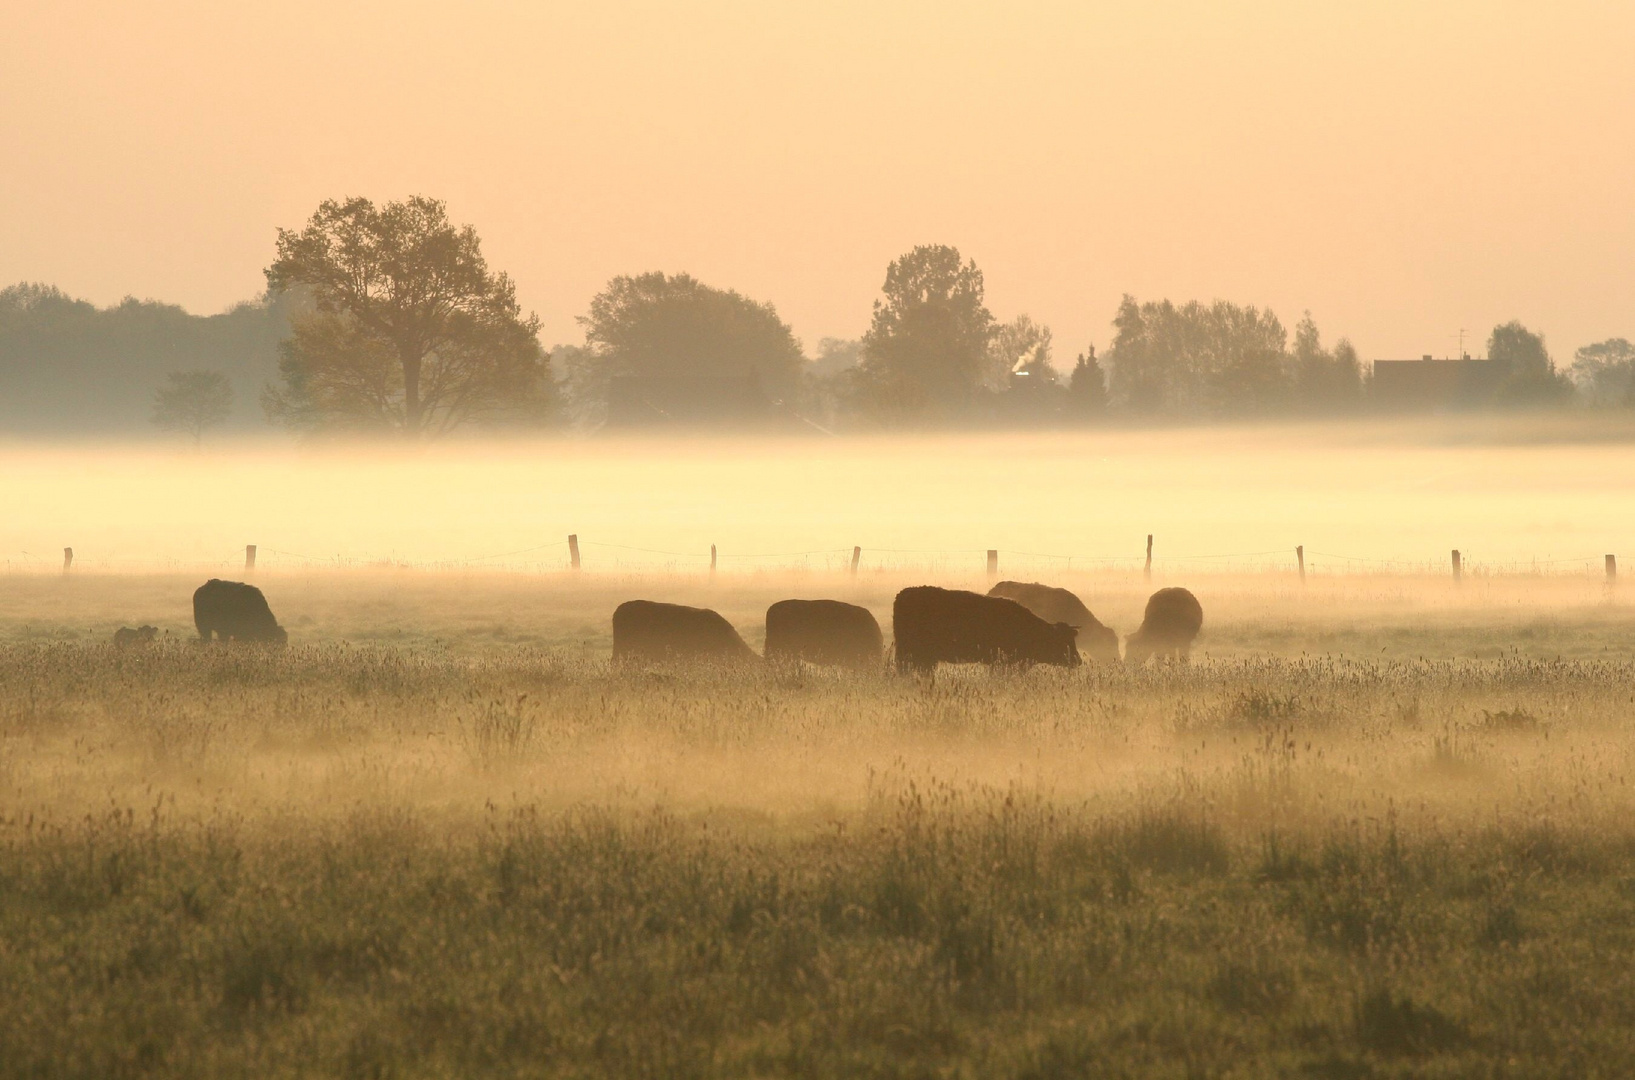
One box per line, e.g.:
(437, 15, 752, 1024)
(853, 245, 995, 422)
(1488, 320, 1572, 406)
(263, 196, 549, 437)
(1570, 338, 1635, 407)
(570, 272, 803, 418)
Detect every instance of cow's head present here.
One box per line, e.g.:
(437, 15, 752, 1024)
(1047, 622, 1082, 667)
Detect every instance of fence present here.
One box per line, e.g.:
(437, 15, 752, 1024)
(8, 536, 1623, 583)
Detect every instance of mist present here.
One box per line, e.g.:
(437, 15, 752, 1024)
(3, 420, 1632, 577)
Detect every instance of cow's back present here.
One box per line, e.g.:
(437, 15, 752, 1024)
(987, 580, 1119, 663)
(987, 581, 1094, 627)
(765, 599, 882, 668)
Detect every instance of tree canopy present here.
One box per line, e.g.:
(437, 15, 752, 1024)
(854, 245, 995, 422)
(1488, 320, 1572, 406)
(1105, 296, 1291, 415)
(0, 283, 286, 434)
(1290, 312, 1363, 413)
(1570, 338, 1635, 407)
(1066, 346, 1108, 418)
(264, 196, 550, 437)
(573, 272, 803, 411)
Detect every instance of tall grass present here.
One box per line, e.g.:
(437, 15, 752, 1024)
(1, 573, 1633, 1075)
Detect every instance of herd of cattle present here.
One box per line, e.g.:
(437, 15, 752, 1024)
(115, 578, 1203, 671)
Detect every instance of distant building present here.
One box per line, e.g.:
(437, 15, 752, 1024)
(602, 374, 822, 432)
(1370, 355, 1504, 411)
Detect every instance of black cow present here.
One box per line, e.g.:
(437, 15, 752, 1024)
(1124, 587, 1203, 663)
(612, 600, 756, 662)
(986, 580, 1120, 663)
(892, 586, 1080, 674)
(764, 599, 883, 668)
(193, 579, 287, 645)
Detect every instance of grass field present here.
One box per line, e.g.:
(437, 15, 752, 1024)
(2, 570, 1634, 1077)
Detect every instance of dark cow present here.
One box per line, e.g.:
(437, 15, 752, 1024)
(1124, 587, 1203, 663)
(986, 580, 1120, 663)
(112, 625, 158, 647)
(764, 599, 883, 668)
(612, 600, 756, 663)
(893, 586, 1080, 674)
(193, 579, 287, 645)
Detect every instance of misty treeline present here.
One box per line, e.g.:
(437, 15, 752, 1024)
(1, 195, 1629, 437)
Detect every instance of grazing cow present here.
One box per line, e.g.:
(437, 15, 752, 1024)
(1124, 587, 1203, 663)
(612, 600, 756, 663)
(764, 599, 883, 668)
(893, 586, 1080, 674)
(112, 625, 158, 647)
(986, 580, 1120, 663)
(193, 579, 287, 645)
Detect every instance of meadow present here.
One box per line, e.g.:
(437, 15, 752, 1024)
(2, 568, 1633, 1077)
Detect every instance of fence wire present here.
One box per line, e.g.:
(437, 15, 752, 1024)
(7, 539, 1622, 579)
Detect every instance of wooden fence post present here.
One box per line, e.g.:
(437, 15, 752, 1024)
(62, 547, 73, 574)
(568, 534, 581, 570)
(986, 550, 999, 578)
(710, 544, 717, 578)
(1607, 554, 1617, 584)
(245, 545, 257, 572)
(1296, 545, 1305, 584)
(850, 546, 861, 577)
(1452, 549, 1462, 582)
(1144, 535, 1153, 582)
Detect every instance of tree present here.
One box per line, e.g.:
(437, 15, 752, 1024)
(853, 245, 995, 423)
(1104, 296, 1290, 415)
(1569, 338, 1635, 407)
(989, 315, 1054, 390)
(263, 196, 550, 437)
(1290, 311, 1363, 413)
(1488, 320, 1572, 406)
(799, 338, 863, 429)
(152, 370, 233, 444)
(573, 272, 803, 416)
(1066, 345, 1108, 419)
(0, 282, 290, 435)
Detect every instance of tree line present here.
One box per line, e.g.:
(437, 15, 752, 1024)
(2, 195, 1630, 438)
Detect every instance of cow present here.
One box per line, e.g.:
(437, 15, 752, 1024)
(611, 600, 756, 663)
(1124, 587, 1203, 664)
(764, 599, 883, 668)
(112, 625, 158, 647)
(986, 580, 1120, 663)
(193, 579, 287, 645)
(892, 586, 1080, 674)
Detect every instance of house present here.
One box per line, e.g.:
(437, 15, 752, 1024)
(1370, 355, 1504, 411)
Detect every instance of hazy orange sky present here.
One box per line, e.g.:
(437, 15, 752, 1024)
(3, 0, 1632, 365)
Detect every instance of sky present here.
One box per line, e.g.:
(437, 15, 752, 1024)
(2, 0, 1632, 366)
